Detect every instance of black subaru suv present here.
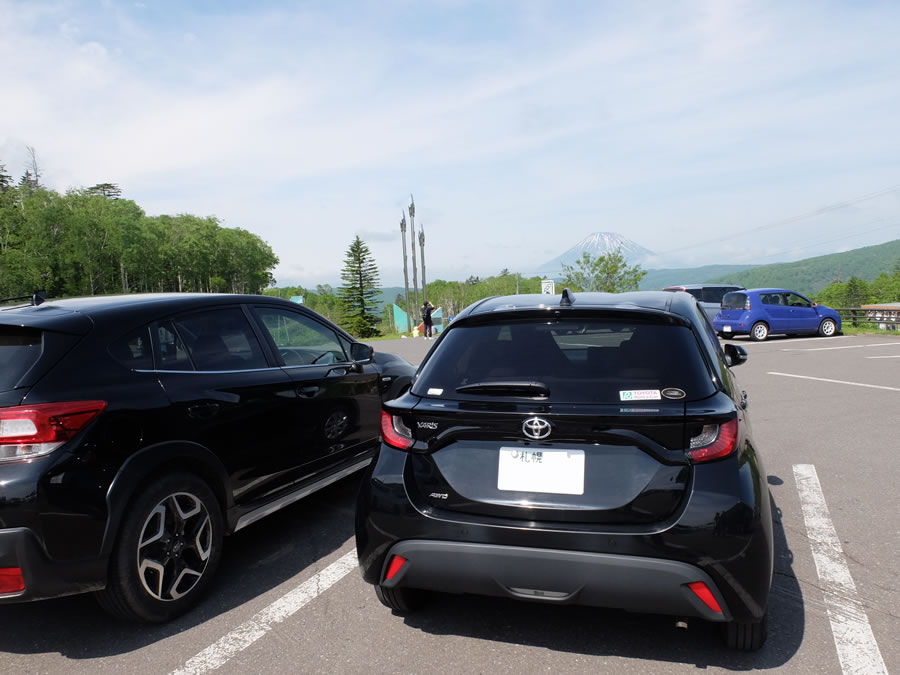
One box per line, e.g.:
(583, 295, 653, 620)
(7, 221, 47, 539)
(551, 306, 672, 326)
(356, 290, 773, 650)
(0, 293, 415, 621)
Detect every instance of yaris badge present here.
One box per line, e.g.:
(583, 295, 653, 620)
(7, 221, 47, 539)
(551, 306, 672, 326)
(522, 417, 551, 440)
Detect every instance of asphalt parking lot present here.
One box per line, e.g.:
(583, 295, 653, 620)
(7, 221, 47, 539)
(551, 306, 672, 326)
(1, 333, 898, 675)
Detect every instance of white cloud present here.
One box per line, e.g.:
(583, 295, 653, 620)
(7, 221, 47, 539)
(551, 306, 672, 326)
(2, 0, 899, 287)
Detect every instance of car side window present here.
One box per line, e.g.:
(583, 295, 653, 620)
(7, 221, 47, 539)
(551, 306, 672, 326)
(254, 307, 348, 367)
(155, 321, 194, 370)
(173, 308, 268, 371)
(785, 293, 810, 307)
(761, 293, 782, 306)
(109, 326, 153, 370)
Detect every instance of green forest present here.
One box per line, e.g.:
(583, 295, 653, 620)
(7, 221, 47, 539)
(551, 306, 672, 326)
(706, 238, 900, 296)
(0, 165, 278, 299)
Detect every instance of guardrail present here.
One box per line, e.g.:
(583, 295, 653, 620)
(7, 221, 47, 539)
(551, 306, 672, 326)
(835, 307, 900, 328)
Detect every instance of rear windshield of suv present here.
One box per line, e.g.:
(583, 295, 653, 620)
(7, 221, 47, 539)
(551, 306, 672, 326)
(413, 318, 716, 403)
(0, 325, 42, 391)
(721, 292, 748, 310)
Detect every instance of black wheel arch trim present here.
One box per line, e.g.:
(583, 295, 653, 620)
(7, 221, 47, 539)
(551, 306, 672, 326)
(102, 441, 232, 557)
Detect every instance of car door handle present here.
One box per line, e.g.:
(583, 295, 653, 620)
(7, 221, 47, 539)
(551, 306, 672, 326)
(297, 385, 320, 398)
(187, 403, 220, 420)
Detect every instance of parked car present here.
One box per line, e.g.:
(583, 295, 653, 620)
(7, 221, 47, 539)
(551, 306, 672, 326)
(0, 292, 415, 622)
(662, 284, 744, 323)
(713, 288, 841, 341)
(357, 289, 773, 650)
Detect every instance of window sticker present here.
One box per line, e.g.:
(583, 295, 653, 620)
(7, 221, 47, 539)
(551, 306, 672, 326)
(619, 389, 661, 401)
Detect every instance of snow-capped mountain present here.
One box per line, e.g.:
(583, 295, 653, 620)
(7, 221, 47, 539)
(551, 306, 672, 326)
(535, 232, 655, 278)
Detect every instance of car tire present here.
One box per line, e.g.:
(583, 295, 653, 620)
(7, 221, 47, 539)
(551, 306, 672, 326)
(750, 322, 769, 342)
(818, 318, 837, 337)
(96, 472, 223, 623)
(374, 584, 426, 613)
(723, 612, 768, 651)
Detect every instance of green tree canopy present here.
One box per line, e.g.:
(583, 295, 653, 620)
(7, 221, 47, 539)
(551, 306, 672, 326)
(561, 248, 647, 292)
(338, 236, 381, 338)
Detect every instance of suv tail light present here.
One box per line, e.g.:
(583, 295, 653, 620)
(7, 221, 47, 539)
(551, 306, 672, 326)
(687, 418, 738, 462)
(380, 410, 413, 450)
(744, 297, 751, 310)
(0, 400, 107, 462)
(0, 567, 25, 594)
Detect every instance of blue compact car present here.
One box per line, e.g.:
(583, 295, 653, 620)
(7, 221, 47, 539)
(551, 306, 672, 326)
(713, 288, 842, 341)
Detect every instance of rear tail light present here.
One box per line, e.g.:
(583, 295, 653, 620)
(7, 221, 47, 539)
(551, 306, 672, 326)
(0, 568, 25, 594)
(687, 418, 738, 462)
(0, 400, 107, 462)
(744, 297, 751, 310)
(380, 410, 413, 450)
(385, 555, 407, 581)
(688, 581, 722, 613)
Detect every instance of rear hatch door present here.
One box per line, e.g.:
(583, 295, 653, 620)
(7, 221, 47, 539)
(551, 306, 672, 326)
(0, 304, 91, 404)
(399, 313, 717, 526)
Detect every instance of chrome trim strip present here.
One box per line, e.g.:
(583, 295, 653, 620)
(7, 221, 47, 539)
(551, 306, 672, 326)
(136, 367, 284, 374)
(233, 457, 373, 532)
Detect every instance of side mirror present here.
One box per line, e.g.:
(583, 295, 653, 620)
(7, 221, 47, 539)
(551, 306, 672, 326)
(724, 343, 748, 367)
(350, 343, 374, 363)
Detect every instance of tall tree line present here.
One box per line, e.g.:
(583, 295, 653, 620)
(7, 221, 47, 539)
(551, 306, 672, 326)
(0, 167, 278, 298)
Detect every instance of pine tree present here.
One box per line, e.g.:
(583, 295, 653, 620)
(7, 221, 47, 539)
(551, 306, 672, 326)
(338, 236, 381, 338)
(0, 162, 12, 190)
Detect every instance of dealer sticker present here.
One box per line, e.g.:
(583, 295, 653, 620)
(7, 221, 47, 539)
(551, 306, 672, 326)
(619, 389, 662, 401)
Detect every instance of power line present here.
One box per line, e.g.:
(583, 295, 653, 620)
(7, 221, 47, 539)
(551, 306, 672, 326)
(747, 218, 900, 264)
(655, 183, 900, 257)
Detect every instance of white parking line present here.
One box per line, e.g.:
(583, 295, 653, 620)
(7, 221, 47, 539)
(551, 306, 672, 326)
(769, 372, 900, 392)
(793, 465, 887, 675)
(172, 549, 357, 675)
(727, 336, 855, 346)
(781, 341, 900, 352)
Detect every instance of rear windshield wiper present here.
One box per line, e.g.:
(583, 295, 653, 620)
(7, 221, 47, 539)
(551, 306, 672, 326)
(455, 381, 550, 397)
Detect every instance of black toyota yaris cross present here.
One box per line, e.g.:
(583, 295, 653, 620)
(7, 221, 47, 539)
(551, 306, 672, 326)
(356, 290, 773, 650)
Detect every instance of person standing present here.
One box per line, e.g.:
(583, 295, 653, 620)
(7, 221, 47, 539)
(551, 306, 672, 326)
(421, 301, 434, 338)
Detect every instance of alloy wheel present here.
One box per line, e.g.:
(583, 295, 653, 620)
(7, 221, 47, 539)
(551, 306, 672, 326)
(136, 492, 212, 602)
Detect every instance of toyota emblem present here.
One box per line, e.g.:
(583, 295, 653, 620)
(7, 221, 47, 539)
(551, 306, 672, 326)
(522, 417, 551, 440)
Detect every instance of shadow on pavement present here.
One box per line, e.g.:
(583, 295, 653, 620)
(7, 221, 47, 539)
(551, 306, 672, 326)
(0, 475, 361, 659)
(400, 489, 802, 670)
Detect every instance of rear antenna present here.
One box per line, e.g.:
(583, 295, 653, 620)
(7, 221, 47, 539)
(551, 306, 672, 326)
(32, 290, 47, 306)
(560, 288, 574, 307)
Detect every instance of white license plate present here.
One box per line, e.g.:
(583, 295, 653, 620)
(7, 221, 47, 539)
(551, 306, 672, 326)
(497, 448, 585, 495)
(723, 325, 732, 332)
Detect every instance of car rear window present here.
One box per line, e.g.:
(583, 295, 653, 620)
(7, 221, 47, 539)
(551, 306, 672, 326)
(413, 318, 716, 403)
(0, 325, 42, 390)
(721, 292, 748, 310)
(701, 287, 737, 304)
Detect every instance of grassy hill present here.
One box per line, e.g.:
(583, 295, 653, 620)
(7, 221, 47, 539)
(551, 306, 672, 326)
(706, 238, 900, 296)
(639, 265, 759, 290)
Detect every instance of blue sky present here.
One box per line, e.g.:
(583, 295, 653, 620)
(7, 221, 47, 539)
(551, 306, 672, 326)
(3, 0, 900, 286)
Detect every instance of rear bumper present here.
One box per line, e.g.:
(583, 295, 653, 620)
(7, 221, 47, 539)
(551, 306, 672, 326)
(381, 540, 731, 621)
(0, 528, 106, 603)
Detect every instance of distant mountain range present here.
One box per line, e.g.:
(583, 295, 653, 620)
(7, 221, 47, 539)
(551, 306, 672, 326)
(704, 238, 900, 295)
(371, 235, 900, 305)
